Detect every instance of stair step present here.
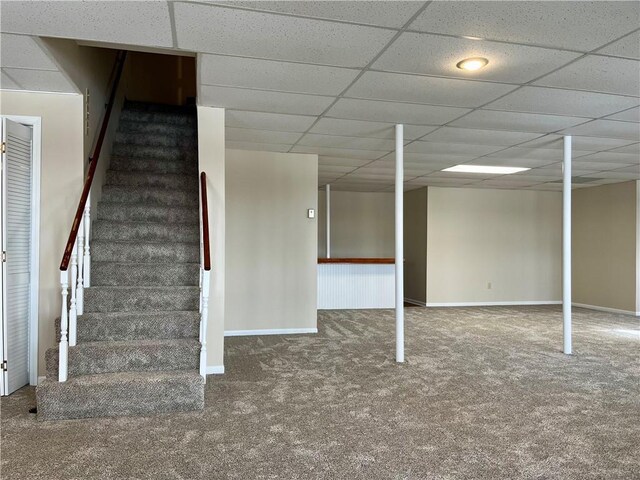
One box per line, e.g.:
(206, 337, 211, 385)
(117, 120, 196, 137)
(106, 170, 198, 190)
(119, 109, 196, 126)
(55, 311, 200, 342)
(110, 156, 197, 175)
(112, 143, 197, 162)
(124, 101, 196, 114)
(92, 240, 199, 263)
(92, 220, 199, 242)
(84, 286, 199, 312)
(101, 185, 198, 207)
(46, 338, 200, 379)
(115, 131, 197, 148)
(97, 202, 198, 224)
(91, 262, 199, 286)
(37, 370, 204, 420)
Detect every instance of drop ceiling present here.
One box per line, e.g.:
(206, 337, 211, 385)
(1, 0, 638, 192)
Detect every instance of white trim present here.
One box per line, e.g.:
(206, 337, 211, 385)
(0, 88, 79, 96)
(224, 328, 318, 337)
(572, 302, 639, 317)
(404, 297, 427, 307)
(426, 301, 562, 307)
(205, 365, 225, 375)
(1, 115, 41, 387)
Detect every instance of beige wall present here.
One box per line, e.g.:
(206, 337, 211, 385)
(0, 90, 85, 376)
(197, 106, 226, 370)
(573, 181, 637, 313)
(426, 187, 562, 304)
(404, 187, 427, 304)
(226, 149, 317, 333)
(317, 190, 394, 258)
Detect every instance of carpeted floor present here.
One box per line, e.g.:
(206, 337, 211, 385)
(1, 306, 639, 479)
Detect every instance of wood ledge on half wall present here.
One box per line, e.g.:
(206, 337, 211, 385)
(318, 258, 396, 264)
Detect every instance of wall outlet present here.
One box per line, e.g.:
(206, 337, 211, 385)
(307, 208, 315, 219)
(487, 282, 492, 289)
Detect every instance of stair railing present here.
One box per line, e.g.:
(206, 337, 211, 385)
(199, 172, 211, 381)
(57, 51, 127, 382)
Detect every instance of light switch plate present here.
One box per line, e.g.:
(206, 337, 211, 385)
(308, 209, 315, 219)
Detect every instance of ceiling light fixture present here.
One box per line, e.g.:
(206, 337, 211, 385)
(456, 57, 489, 71)
(442, 165, 530, 175)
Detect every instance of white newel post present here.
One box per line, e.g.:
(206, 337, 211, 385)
(200, 270, 210, 381)
(59, 270, 69, 382)
(69, 241, 78, 347)
(76, 217, 85, 315)
(83, 199, 91, 287)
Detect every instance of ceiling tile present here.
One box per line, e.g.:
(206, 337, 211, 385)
(298, 134, 395, 151)
(612, 165, 640, 174)
(291, 145, 384, 159)
(318, 156, 370, 167)
(534, 55, 640, 96)
(174, 3, 395, 67)
(1, 70, 21, 89)
(409, 1, 640, 51)
(518, 134, 637, 151)
(560, 120, 640, 140)
(215, 1, 423, 28)
(345, 172, 416, 181)
(2, 67, 75, 93)
(486, 146, 566, 160)
(465, 157, 555, 168)
(345, 70, 516, 107)
(407, 177, 474, 186)
(608, 143, 640, 155)
(450, 110, 588, 133)
(372, 32, 580, 83)
(571, 161, 634, 170)
(604, 106, 640, 123)
(427, 171, 500, 180)
(477, 179, 544, 188)
(225, 110, 317, 132)
(226, 127, 302, 144)
(486, 86, 639, 118)
(318, 165, 356, 174)
(405, 141, 503, 156)
(378, 152, 476, 165)
(588, 171, 640, 180)
(226, 142, 292, 153)
(420, 126, 542, 146)
(574, 151, 639, 164)
(199, 54, 359, 95)
(310, 118, 437, 140)
(200, 85, 334, 115)
(596, 31, 640, 60)
(326, 98, 470, 124)
(0, 34, 57, 70)
(1, 1, 173, 47)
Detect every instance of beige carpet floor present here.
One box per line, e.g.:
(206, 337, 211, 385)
(1, 306, 639, 479)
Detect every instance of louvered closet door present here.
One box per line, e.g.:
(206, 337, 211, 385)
(2, 119, 33, 395)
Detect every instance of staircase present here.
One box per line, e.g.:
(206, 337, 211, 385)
(36, 101, 206, 420)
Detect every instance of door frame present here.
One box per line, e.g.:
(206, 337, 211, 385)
(0, 115, 41, 392)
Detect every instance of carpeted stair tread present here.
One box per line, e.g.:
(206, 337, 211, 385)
(36, 370, 204, 420)
(101, 185, 198, 207)
(55, 311, 200, 342)
(112, 143, 197, 161)
(92, 220, 199, 242)
(84, 286, 199, 312)
(97, 201, 199, 224)
(106, 171, 198, 190)
(92, 239, 199, 263)
(115, 131, 197, 148)
(110, 156, 197, 175)
(117, 120, 196, 136)
(45, 338, 200, 379)
(91, 261, 199, 286)
(124, 101, 196, 114)
(120, 109, 196, 126)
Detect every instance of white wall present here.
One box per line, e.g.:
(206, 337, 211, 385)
(0, 91, 84, 376)
(197, 106, 225, 371)
(426, 187, 562, 305)
(226, 149, 318, 334)
(317, 190, 394, 258)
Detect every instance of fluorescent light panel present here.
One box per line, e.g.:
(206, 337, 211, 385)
(442, 165, 530, 174)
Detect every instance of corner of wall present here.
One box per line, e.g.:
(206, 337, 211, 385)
(636, 180, 640, 315)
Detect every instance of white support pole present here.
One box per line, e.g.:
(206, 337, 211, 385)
(83, 197, 91, 287)
(200, 270, 210, 381)
(326, 184, 331, 258)
(59, 270, 69, 382)
(395, 124, 405, 363)
(76, 217, 84, 315)
(69, 241, 78, 347)
(563, 135, 572, 355)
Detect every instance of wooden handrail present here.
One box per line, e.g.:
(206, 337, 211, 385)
(60, 50, 127, 271)
(200, 172, 211, 271)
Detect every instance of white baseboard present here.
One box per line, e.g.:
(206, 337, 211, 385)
(572, 302, 639, 317)
(205, 365, 225, 375)
(425, 301, 562, 307)
(225, 327, 318, 337)
(404, 297, 427, 307)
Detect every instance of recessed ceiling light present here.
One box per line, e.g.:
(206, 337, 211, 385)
(456, 57, 489, 71)
(442, 165, 530, 175)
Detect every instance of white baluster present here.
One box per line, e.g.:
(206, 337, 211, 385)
(76, 217, 84, 315)
(199, 269, 210, 382)
(59, 270, 69, 382)
(83, 199, 91, 287)
(69, 241, 78, 347)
